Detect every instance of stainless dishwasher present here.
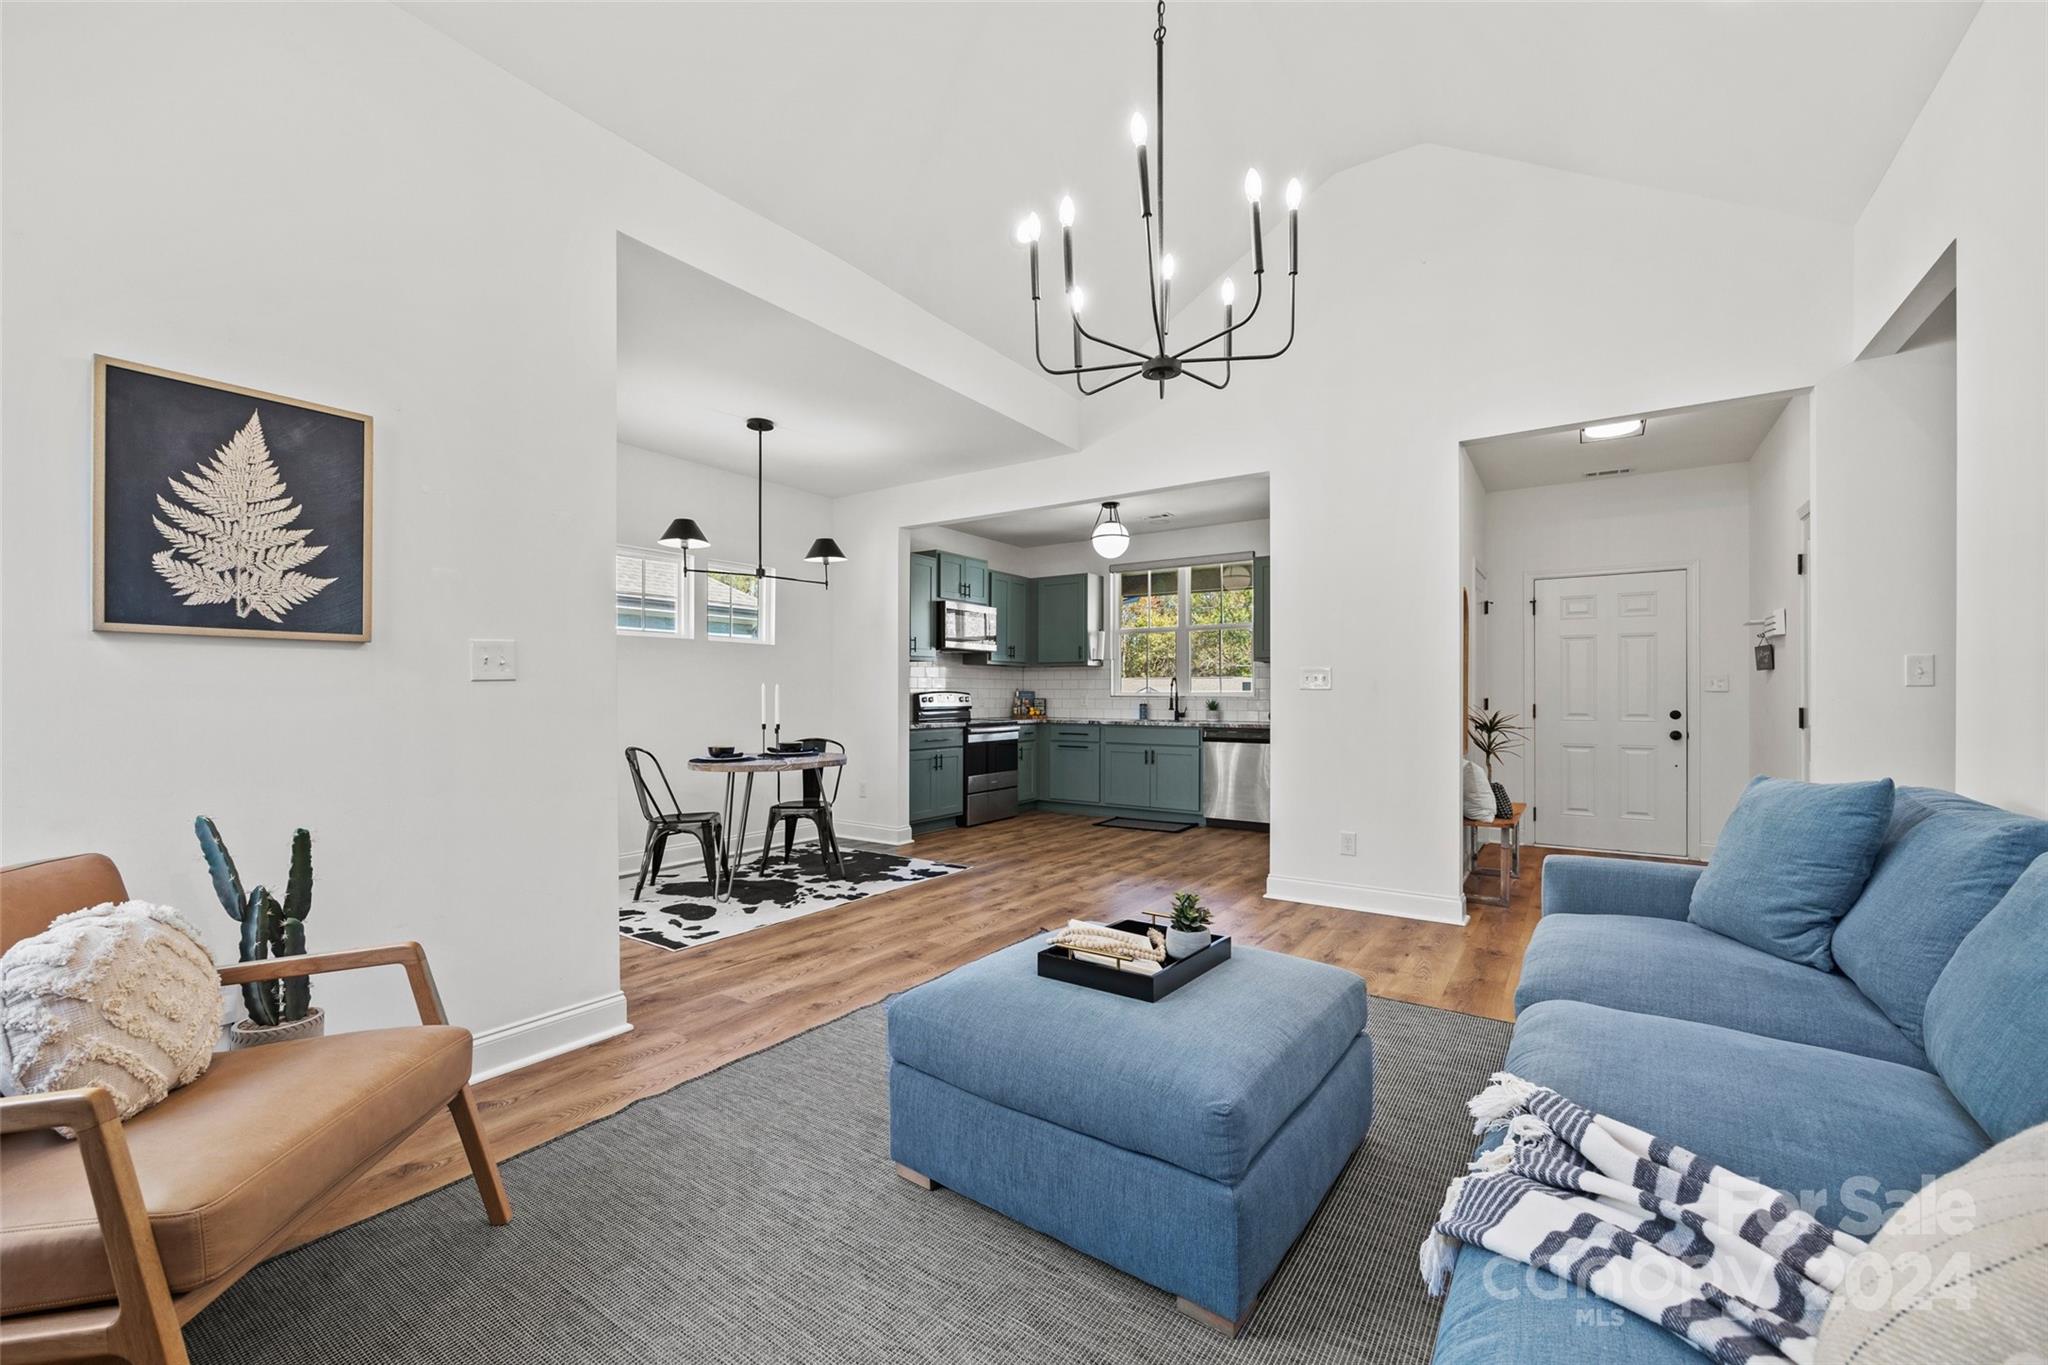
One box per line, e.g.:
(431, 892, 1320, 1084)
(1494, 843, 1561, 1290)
(1201, 726, 1270, 828)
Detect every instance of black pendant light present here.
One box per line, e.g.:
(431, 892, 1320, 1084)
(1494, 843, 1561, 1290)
(659, 417, 845, 588)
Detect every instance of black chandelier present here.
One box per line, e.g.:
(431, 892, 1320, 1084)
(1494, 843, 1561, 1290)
(659, 418, 846, 588)
(1017, 0, 1300, 398)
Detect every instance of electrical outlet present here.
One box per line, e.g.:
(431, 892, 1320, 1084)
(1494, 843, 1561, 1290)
(468, 639, 517, 681)
(858, 781, 869, 800)
(1338, 831, 1358, 856)
(1300, 667, 1333, 690)
(1905, 653, 1936, 687)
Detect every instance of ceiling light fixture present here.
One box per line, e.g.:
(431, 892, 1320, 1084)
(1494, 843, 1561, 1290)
(1091, 501, 1131, 560)
(1579, 419, 1647, 443)
(659, 418, 845, 588)
(1016, 0, 1301, 399)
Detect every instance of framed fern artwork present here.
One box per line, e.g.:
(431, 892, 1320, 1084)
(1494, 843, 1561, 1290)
(93, 357, 372, 642)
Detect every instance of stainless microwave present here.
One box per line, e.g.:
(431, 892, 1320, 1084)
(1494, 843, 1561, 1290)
(939, 599, 998, 653)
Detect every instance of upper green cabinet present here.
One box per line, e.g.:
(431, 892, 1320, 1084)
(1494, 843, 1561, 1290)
(937, 552, 990, 605)
(1035, 574, 1093, 665)
(908, 552, 939, 660)
(1252, 555, 1271, 663)
(990, 571, 1030, 666)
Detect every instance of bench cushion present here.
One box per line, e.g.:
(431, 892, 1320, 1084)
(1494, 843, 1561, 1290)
(1, 1024, 471, 1315)
(1514, 914, 1928, 1070)
(1831, 788, 2048, 1046)
(886, 936, 1366, 1182)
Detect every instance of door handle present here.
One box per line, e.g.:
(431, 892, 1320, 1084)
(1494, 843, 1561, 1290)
(1669, 730, 1684, 741)
(1669, 709, 1682, 720)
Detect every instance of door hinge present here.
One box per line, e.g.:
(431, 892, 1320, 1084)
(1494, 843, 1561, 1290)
(1798, 706, 1807, 731)
(1481, 696, 1490, 710)
(1482, 599, 1492, 615)
(1530, 702, 1537, 719)
(1531, 805, 1538, 821)
(1796, 552, 1805, 576)
(1529, 598, 1537, 616)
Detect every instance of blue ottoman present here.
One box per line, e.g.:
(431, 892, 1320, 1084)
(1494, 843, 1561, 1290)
(887, 936, 1375, 1334)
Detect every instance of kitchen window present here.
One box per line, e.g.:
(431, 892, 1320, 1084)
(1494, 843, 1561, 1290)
(1113, 561, 1255, 696)
(616, 547, 688, 637)
(705, 565, 773, 643)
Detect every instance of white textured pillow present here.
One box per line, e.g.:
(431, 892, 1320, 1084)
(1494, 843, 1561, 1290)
(1816, 1121, 2048, 1363)
(0, 901, 219, 1121)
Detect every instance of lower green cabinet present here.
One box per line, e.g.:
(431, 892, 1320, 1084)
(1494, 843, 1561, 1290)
(1101, 743, 1152, 808)
(908, 731, 964, 824)
(1100, 737, 1202, 813)
(1046, 736, 1102, 804)
(1151, 745, 1202, 814)
(1018, 732, 1039, 803)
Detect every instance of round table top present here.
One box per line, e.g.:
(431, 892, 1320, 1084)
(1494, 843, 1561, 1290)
(687, 752, 847, 774)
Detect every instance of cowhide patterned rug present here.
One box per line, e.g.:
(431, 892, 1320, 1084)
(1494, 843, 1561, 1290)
(618, 848, 967, 951)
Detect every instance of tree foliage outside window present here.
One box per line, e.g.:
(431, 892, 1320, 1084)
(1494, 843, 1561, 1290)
(706, 566, 770, 642)
(616, 548, 685, 635)
(1114, 562, 1255, 695)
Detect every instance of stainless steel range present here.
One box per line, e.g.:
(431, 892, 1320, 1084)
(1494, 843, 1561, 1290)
(911, 692, 1020, 826)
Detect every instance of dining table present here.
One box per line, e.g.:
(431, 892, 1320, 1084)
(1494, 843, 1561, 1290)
(687, 751, 848, 900)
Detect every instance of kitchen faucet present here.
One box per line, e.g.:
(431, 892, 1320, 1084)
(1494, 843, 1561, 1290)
(1169, 677, 1184, 721)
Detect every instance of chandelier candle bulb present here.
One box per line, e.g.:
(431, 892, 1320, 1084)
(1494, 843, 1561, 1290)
(1251, 199, 1265, 275)
(1287, 178, 1302, 273)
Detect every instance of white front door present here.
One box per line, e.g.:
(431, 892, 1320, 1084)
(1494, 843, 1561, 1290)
(1533, 570, 1688, 856)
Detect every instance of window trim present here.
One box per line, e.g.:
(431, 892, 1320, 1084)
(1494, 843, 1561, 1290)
(703, 562, 775, 645)
(615, 544, 691, 639)
(1109, 559, 1257, 697)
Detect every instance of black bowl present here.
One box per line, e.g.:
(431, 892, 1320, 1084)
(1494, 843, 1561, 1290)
(706, 745, 740, 758)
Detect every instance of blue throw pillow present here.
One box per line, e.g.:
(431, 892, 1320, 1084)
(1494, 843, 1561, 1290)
(1830, 789, 2048, 1045)
(1923, 853, 2048, 1142)
(1688, 776, 1895, 970)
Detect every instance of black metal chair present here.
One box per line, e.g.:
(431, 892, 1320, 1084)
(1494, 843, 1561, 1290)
(758, 738, 847, 877)
(624, 747, 725, 900)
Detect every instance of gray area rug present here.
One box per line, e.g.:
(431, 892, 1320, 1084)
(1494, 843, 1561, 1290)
(186, 995, 1510, 1363)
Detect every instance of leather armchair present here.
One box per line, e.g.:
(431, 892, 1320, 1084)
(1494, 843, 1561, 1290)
(0, 854, 509, 1365)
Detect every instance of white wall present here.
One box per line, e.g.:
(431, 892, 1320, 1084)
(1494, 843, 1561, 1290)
(1850, 2, 2045, 815)
(616, 443, 838, 868)
(1809, 341, 1957, 788)
(0, 2, 1065, 1076)
(829, 145, 1849, 922)
(1481, 464, 1753, 853)
(1459, 449, 1489, 734)
(1747, 393, 1813, 780)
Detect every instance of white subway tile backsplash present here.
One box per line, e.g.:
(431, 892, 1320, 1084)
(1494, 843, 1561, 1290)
(908, 659, 1270, 723)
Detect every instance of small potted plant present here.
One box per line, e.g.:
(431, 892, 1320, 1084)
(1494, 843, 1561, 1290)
(1166, 891, 1213, 959)
(195, 817, 325, 1047)
(1205, 699, 1221, 715)
(1466, 708, 1526, 819)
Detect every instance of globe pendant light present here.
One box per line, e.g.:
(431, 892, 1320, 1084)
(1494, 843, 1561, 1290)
(1091, 501, 1131, 560)
(658, 418, 846, 588)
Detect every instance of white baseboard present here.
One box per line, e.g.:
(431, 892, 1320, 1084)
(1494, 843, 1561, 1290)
(470, 990, 632, 1083)
(1264, 874, 1468, 926)
(833, 818, 912, 847)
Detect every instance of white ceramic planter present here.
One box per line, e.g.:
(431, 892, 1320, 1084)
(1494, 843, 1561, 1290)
(1165, 927, 1212, 960)
(229, 1005, 326, 1049)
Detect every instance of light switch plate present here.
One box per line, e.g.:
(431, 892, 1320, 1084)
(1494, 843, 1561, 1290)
(1905, 653, 1936, 687)
(1338, 831, 1358, 856)
(1300, 667, 1333, 690)
(469, 639, 517, 681)
(1705, 675, 1730, 694)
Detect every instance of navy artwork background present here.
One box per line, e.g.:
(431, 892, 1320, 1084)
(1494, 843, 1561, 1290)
(101, 364, 367, 637)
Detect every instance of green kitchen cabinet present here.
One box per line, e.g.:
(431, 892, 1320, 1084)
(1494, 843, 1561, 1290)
(1034, 574, 1094, 665)
(908, 553, 939, 661)
(1018, 729, 1039, 804)
(937, 552, 990, 605)
(990, 571, 1030, 666)
(1252, 555, 1271, 663)
(1045, 728, 1101, 804)
(907, 735, 964, 825)
(1151, 745, 1203, 814)
(1101, 742, 1153, 808)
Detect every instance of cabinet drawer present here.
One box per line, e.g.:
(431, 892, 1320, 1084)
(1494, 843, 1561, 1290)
(909, 727, 964, 751)
(1047, 725, 1099, 744)
(1100, 725, 1199, 748)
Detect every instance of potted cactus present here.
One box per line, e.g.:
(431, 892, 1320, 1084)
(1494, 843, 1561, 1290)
(1165, 891, 1213, 960)
(196, 817, 323, 1047)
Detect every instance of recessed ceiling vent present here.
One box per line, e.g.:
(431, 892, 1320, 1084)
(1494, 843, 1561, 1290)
(1582, 467, 1634, 479)
(1145, 512, 1175, 521)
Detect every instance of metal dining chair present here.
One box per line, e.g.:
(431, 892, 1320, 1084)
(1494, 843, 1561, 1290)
(624, 747, 725, 900)
(758, 738, 847, 877)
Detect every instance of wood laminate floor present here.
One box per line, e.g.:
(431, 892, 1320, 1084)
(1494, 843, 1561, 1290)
(300, 813, 1547, 1242)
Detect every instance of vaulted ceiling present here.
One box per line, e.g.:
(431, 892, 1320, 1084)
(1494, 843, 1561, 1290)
(411, 1, 1974, 389)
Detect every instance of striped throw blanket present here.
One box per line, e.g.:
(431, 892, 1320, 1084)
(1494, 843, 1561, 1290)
(1421, 1074, 1869, 1364)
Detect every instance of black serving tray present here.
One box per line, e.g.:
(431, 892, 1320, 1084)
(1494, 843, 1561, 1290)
(1037, 920, 1232, 1002)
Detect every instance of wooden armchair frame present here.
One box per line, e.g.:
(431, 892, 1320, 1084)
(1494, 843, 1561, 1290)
(0, 941, 509, 1365)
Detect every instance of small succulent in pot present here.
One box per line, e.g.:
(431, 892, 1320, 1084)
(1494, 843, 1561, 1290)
(196, 817, 324, 1047)
(1165, 891, 1213, 959)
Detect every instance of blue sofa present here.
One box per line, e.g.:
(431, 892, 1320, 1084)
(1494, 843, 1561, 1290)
(1431, 787, 2048, 1364)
